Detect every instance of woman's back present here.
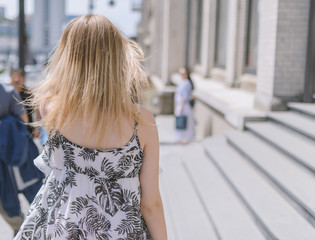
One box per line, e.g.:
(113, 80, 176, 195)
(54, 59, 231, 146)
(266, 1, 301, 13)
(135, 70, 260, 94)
(13, 14, 167, 240)
(14, 108, 152, 239)
(59, 111, 140, 151)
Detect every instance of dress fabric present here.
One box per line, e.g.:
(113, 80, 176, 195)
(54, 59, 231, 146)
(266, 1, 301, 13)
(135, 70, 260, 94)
(14, 122, 151, 240)
(174, 79, 195, 142)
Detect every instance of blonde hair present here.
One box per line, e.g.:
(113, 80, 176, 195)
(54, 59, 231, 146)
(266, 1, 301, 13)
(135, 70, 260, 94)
(33, 14, 148, 143)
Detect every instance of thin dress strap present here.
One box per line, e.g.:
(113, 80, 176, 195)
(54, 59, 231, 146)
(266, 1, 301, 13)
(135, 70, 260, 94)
(134, 120, 138, 133)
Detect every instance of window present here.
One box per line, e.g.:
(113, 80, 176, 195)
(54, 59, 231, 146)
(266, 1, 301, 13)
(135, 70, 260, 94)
(245, 0, 259, 74)
(195, 0, 203, 64)
(214, 0, 228, 68)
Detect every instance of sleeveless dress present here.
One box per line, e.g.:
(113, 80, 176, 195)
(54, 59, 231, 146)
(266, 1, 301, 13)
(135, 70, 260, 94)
(14, 122, 152, 240)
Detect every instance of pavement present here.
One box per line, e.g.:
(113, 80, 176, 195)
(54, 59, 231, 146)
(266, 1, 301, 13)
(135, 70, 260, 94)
(0, 194, 30, 239)
(156, 115, 217, 239)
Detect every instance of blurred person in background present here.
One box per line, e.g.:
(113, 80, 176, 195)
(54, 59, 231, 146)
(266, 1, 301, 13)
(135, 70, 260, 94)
(10, 69, 41, 138)
(14, 14, 167, 240)
(0, 83, 28, 123)
(174, 67, 195, 144)
(0, 83, 26, 236)
(0, 83, 44, 237)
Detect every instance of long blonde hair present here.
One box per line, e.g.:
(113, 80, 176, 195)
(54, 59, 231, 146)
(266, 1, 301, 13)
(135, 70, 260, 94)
(33, 14, 148, 142)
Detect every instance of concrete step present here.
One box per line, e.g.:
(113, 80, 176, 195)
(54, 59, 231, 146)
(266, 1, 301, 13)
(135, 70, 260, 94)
(288, 102, 315, 118)
(159, 173, 177, 240)
(204, 137, 315, 240)
(159, 145, 219, 240)
(183, 141, 265, 240)
(268, 111, 315, 141)
(226, 131, 315, 226)
(245, 121, 315, 173)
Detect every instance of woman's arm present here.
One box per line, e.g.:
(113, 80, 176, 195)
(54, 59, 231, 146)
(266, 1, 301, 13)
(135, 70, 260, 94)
(179, 98, 186, 115)
(178, 81, 192, 114)
(138, 107, 167, 240)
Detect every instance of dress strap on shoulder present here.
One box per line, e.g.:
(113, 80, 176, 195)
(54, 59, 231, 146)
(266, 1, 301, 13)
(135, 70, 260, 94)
(134, 120, 138, 133)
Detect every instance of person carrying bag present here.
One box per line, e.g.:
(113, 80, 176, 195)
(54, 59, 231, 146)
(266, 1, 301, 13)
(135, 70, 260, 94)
(174, 67, 195, 143)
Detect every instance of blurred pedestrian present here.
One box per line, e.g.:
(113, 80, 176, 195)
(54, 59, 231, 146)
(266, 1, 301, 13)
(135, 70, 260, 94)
(10, 69, 41, 138)
(14, 14, 167, 240)
(0, 83, 44, 237)
(0, 83, 26, 236)
(0, 83, 28, 123)
(174, 67, 195, 144)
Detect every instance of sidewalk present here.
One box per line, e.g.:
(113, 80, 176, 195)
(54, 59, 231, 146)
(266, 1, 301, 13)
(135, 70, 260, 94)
(156, 115, 176, 144)
(0, 195, 30, 240)
(156, 115, 216, 239)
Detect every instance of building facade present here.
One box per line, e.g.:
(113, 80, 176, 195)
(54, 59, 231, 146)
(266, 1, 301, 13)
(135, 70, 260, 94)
(138, 0, 315, 137)
(31, 0, 66, 55)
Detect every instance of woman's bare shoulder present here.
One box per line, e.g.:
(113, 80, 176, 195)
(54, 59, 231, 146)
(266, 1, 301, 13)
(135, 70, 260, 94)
(138, 105, 156, 125)
(137, 106, 158, 149)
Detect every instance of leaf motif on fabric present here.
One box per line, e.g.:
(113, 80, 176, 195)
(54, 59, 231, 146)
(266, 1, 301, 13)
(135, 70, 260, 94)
(65, 222, 88, 240)
(83, 166, 100, 178)
(78, 148, 99, 161)
(70, 196, 89, 216)
(94, 178, 124, 216)
(63, 171, 77, 188)
(101, 158, 116, 179)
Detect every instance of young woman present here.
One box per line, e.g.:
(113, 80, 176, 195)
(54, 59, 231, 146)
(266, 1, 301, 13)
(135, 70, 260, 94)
(14, 14, 167, 240)
(174, 67, 195, 144)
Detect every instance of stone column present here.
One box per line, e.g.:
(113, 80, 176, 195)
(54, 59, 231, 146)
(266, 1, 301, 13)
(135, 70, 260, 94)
(187, 0, 197, 69)
(225, 0, 239, 85)
(160, 0, 188, 84)
(161, 0, 171, 84)
(200, 0, 217, 77)
(235, 0, 248, 82)
(150, 0, 164, 78)
(255, 0, 310, 110)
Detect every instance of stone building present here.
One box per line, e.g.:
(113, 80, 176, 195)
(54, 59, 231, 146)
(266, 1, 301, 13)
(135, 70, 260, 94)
(31, 0, 66, 55)
(137, 0, 315, 138)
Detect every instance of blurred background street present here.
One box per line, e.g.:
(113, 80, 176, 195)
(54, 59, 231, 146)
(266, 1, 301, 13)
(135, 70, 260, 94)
(0, 0, 315, 239)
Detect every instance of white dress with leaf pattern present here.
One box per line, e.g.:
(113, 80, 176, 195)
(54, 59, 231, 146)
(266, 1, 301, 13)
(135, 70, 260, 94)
(14, 122, 151, 240)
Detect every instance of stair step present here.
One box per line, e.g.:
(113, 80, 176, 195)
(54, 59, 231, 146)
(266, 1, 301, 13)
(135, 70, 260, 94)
(245, 121, 315, 173)
(204, 137, 315, 240)
(226, 131, 315, 226)
(268, 111, 315, 141)
(159, 145, 218, 240)
(159, 175, 176, 239)
(288, 102, 315, 118)
(183, 140, 265, 240)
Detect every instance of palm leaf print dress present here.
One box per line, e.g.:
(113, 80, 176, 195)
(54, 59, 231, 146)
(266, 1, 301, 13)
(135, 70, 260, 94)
(14, 122, 151, 240)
